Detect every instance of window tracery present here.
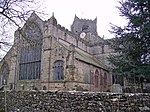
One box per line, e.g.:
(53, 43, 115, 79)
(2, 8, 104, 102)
(19, 22, 42, 80)
(25, 22, 42, 41)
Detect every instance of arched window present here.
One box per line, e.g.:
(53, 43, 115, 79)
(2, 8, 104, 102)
(53, 60, 64, 80)
(104, 73, 107, 87)
(19, 23, 42, 80)
(94, 70, 99, 88)
(82, 24, 89, 32)
(100, 71, 103, 85)
(0, 62, 9, 85)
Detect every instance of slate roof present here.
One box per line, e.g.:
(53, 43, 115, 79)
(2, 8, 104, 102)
(58, 40, 108, 70)
(75, 50, 108, 70)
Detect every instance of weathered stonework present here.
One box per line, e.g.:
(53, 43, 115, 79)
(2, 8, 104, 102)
(0, 12, 113, 92)
(0, 91, 150, 112)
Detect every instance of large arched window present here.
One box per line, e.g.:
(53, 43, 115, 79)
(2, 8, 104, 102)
(94, 70, 99, 88)
(0, 62, 9, 85)
(19, 23, 42, 80)
(53, 60, 64, 80)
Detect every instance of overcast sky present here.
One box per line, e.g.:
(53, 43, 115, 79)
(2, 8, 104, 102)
(0, 0, 128, 58)
(43, 0, 127, 39)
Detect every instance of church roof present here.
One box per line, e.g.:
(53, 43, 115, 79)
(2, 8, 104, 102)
(58, 40, 108, 70)
(75, 50, 108, 71)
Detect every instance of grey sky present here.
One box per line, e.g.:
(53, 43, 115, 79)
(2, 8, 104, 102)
(0, 0, 127, 58)
(43, 0, 127, 39)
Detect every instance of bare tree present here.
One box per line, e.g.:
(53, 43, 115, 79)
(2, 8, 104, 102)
(0, 0, 44, 58)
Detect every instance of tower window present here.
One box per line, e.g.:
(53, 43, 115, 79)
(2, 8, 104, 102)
(82, 25, 89, 32)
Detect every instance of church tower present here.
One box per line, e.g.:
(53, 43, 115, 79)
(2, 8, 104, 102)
(71, 15, 97, 36)
(71, 15, 105, 57)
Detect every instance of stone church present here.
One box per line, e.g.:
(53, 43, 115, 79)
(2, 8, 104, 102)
(0, 12, 113, 92)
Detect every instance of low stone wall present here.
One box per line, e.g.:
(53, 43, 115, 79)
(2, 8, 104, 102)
(0, 92, 5, 112)
(0, 91, 150, 112)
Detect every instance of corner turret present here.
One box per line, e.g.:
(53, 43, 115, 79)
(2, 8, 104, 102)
(48, 12, 57, 25)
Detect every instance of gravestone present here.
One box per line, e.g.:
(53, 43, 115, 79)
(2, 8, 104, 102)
(110, 84, 122, 93)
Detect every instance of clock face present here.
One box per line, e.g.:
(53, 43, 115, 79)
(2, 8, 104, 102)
(80, 32, 86, 38)
(25, 23, 42, 40)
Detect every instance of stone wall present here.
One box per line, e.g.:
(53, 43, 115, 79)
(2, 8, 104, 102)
(0, 91, 150, 112)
